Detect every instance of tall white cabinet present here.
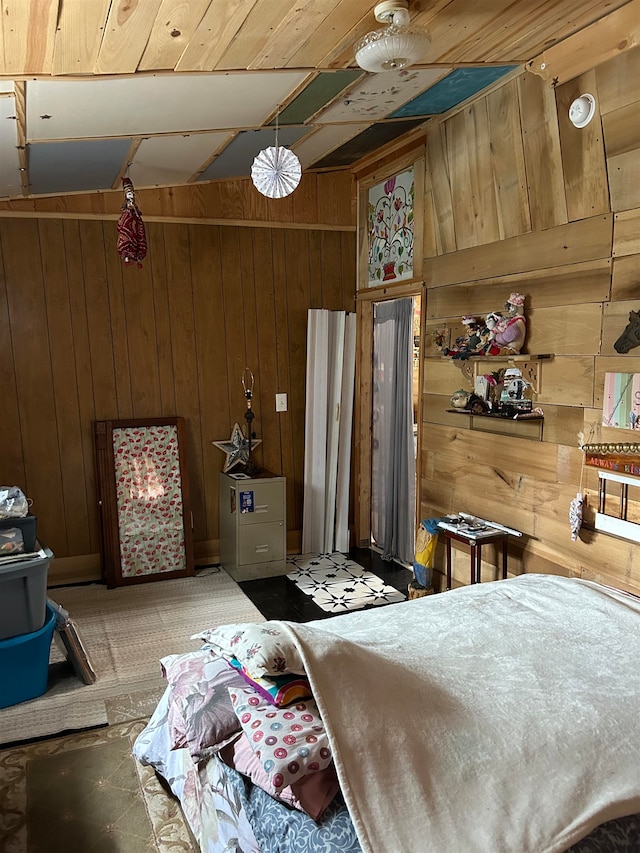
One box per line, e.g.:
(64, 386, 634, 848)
(218, 471, 287, 581)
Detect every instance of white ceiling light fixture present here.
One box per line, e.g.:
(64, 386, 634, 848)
(251, 106, 302, 199)
(569, 93, 596, 128)
(355, 0, 429, 74)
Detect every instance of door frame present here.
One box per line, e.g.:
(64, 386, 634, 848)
(352, 148, 427, 547)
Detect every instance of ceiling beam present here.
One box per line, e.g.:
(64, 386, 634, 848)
(527, 0, 640, 85)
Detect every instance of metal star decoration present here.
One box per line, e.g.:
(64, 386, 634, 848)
(212, 423, 262, 473)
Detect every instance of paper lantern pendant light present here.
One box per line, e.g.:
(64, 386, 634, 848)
(251, 145, 302, 198)
(251, 106, 302, 199)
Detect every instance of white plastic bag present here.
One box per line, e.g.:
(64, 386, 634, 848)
(0, 486, 29, 519)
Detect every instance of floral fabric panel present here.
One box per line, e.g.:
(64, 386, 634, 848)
(367, 167, 414, 286)
(113, 424, 186, 577)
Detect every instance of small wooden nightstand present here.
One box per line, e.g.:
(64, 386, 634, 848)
(438, 515, 522, 590)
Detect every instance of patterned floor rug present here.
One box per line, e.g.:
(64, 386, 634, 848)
(0, 567, 264, 747)
(286, 553, 406, 613)
(0, 719, 197, 853)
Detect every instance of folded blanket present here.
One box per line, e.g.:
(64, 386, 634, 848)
(281, 575, 640, 853)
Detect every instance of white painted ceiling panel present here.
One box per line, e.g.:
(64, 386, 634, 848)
(293, 123, 372, 169)
(129, 132, 232, 187)
(0, 82, 15, 93)
(315, 68, 451, 123)
(0, 96, 21, 198)
(26, 73, 308, 141)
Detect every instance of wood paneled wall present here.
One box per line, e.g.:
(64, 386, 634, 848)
(418, 45, 640, 594)
(0, 172, 355, 230)
(0, 212, 355, 584)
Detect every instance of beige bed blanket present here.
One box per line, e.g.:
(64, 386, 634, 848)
(282, 574, 640, 853)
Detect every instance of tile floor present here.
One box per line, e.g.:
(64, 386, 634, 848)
(238, 547, 413, 622)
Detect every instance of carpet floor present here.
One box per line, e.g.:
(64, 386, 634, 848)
(0, 567, 264, 747)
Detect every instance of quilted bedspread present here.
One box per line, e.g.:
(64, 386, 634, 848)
(282, 575, 640, 853)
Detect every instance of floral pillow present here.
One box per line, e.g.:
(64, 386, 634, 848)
(192, 622, 306, 678)
(228, 686, 332, 792)
(220, 732, 339, 821)
(160, 650, 245, 756)
(229, 656, 312, 707)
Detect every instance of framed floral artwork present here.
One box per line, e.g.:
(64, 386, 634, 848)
(94, 417, 194, 587)
(367, 167, 415, 287)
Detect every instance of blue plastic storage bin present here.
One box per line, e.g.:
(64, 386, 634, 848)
(0, 602, 56, 708)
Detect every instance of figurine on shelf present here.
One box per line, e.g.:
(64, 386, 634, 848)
(486, 292, 527, 356)
(477, 312, 503, 355)
(449, 388, 489, 414)
(450, 388, 471, 409)
(443, 316, 483, 358)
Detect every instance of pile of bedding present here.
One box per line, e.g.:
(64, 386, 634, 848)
(135, 575, 640, 853)
(134, 621, 361, 851)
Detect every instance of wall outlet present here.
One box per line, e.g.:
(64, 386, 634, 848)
(275, 393, 288, 412)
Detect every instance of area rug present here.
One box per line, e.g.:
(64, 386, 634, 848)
(287, 553, 406, 613)
(0, 719, 197, 853)
(0, 567, 264, 747)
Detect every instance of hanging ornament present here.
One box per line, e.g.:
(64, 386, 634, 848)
(569, 492, 584, 542)
(117, 176, 147, 268)
(570, 425, 596, 541)
(251, 106, 301, 199)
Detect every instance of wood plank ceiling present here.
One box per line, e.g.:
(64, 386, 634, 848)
(0, 0, 632, 200)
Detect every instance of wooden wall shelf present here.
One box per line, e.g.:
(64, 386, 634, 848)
(445, 410, 544, 440)
(438, 353, 553, 393)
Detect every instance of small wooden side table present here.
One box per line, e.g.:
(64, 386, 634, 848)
(437, 516, 521, 590)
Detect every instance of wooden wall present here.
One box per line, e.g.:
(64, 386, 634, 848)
(0, 177, 356, 583)
(418, 46, 640, 594)
(0, 172, 355, 230)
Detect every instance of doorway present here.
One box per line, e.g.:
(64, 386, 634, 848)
(370, 294, 420, 565)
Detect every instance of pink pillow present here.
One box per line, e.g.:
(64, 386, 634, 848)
(221, 733, 339, 821)
(228, 686, 332, 791)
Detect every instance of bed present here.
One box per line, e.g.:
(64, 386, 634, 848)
(133, 573, 640, 852)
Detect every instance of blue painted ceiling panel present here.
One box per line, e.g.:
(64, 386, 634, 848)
(28, 138, 132, 195)
(198, 126, 309, 181)
(389, 66, 518, 118)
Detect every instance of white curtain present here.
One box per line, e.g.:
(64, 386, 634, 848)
(371, 298, 416, 564)
(302, 309, 356, 554)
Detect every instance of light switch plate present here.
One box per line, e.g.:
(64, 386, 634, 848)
(275, 393, 287, 412)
